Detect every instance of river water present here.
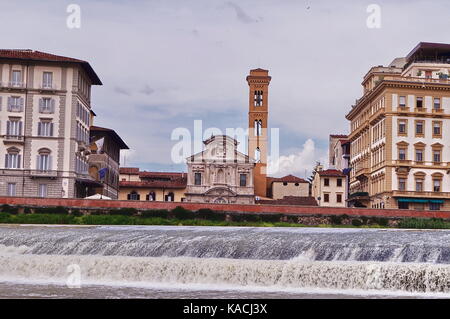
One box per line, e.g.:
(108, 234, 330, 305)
(0, 225, 449, 298)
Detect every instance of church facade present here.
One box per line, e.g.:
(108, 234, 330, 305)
(184, 135, 255, 204)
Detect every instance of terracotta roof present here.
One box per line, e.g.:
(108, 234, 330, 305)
(270, 174, 308, 183)
(0, 49, 102, 85)
(90, 126, 129, 149)
(318, 169, 346, 177)
(139, 171, 185, 178)
(257, 196, 318, 206)
(119, 167, 140, 174)
(330, 134, 348, 138)
(119, 178, 187, 189)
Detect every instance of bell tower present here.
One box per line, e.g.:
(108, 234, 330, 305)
(247, 68, 271, 198)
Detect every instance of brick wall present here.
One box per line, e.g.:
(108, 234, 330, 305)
(0, 196, 450, 219)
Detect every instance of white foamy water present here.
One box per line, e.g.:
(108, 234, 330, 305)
(0, 225, 450, 298)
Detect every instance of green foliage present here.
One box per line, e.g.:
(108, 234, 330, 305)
(330, 215, 343, 225)
(34, 206, 69, 215)
(0, 204, 19, 214)
(109, 208, 138, 216)
(371, 217, 389, 226)
(351, 219, 363, 226)
(398, 218, 450, 229)
(140, 209, 169, 218)
(170, 206, 195, 220)
(196, 208, 225, 221)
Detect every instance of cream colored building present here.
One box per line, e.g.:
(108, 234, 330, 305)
(312, 167, 347, 207)
(0, 49, 102, 198)
(119, 168, 187, 202)
(185, 135, 255, 204)
(346, 42, 450, 210)
(267, 175, 309, 199)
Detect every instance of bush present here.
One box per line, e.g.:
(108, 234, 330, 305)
(260, 214, 282, 223)
(330, 215, 343, 225)
(141, 209, 169, 218)
(70, 208, 83, 217)
(232, 213, 262, 222)
(399, 218, 450, 229)
(109, 207, 138, 216)
(170, 206, 195, 220)
(0, 204, 19, 214)
(34, 206, 69, 215)
(196, 208, 225, 221)
(351, 219, 363, 226)
(371, 217, 388, 226)
(23, 207, 32, 214)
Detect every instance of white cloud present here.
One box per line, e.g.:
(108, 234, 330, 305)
(268, 139, 327, 178)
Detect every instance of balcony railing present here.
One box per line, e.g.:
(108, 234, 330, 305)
(39, 83, 57, 91)
(3, 135, 24, 143)
(29, 169, 58, 178)
(7, 105, 23, 112)
(392, 190, 450, 198)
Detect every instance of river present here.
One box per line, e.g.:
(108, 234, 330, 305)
(0, 225, 449, 298)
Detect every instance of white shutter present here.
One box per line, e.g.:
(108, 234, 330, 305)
(48, 156, 53, 171)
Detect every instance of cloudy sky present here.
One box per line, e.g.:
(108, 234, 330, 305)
(2, 0, 450, 177)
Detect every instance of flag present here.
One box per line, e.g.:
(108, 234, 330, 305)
(95, 137, 105, 153)
(99, 167, 108, 180)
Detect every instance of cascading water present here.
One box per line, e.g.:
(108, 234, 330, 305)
(0, 225, 450, 298)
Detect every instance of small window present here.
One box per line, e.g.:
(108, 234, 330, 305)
(165, 192, 174, 202)
(240, 174, 247, 187)
(433, 122, 442, 137)
(324, 193, 329, 202)
(294, 183, 299, 186)
(398, 148, 406, 161)
(194, 172, 202, 185)
(283, 182, 288, 186)
(7, 183, 16, 196)
(324, 178, 329, 187)
(38, 184, 48, 198)
(430, 202, 441, 211)
(415, 149, 423, 162)
(399, 96, 406, 108)
(336, 194, 342, 203)
(398, 178, 406, 191)
(416, 97, 423, 108)
(415, 180, 423, 192)
(337, 178, 342, 187)
(433, 150, 441, 163)
(433, 179, 441, 192)
(43, 72, 53, 89)
(416, 122, 424, 135)
(398, 120, 407, 134)
(434, 98, 441, 110)
(127, 191, 140, 200)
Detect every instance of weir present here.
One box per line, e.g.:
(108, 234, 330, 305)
(0, 225, 450, 295)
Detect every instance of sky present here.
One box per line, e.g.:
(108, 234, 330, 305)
(2, 0, 450, 178)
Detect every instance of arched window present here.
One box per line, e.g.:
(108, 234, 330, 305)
(5, 147, 21, 169)
(254, 90, 263, 106)
(254, 120, 262, 136)
(127, 191, 140, 200)
(146, 191, 156, 201)
(165, 192, 174, 202)
(37, 148, 52, 171)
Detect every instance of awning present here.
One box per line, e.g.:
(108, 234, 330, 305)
(397, 198, 444, 204)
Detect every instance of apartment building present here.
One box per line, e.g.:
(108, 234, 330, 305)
(311, 166, 347, 207)
(0, 49, 102, 198)
(346, 42, 450, 210)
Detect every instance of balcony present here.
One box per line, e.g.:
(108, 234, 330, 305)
(7, 105, 23, 113)
(432, 108, 444, 117)
(3, 135, 24, 144)
(38, 84, 57, 92)
(414, 107, 428, 114)
(392, 190, 450, 199)
(29, 169, 58, 179)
